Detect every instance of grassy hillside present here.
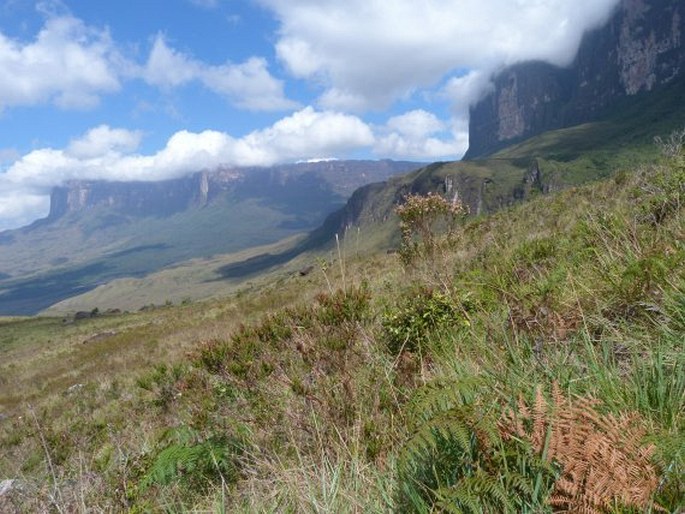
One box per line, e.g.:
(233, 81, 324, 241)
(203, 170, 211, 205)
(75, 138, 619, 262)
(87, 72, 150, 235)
(1, 140, 683, 512)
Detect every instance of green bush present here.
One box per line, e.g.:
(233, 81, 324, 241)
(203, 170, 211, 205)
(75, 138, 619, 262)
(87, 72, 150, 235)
(382, 287, 466, 355)
(136, 363, 187, 411)
(314, 283, 371, 326)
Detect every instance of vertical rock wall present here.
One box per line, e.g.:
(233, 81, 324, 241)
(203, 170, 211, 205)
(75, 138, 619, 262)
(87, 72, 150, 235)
(466, 0, 685, 158)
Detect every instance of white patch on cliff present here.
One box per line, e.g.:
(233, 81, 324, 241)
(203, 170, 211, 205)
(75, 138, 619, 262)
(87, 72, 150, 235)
(618, 0, 682, 94)
(496, 74, 526, 140)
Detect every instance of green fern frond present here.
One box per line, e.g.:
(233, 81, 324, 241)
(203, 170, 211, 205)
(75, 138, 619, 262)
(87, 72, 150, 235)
(396, 377, 558, 512)
(140, 430, 242, 493)
(436, 470, 515, 513)
(143, 443, 207, 487)
(400, 408, 489, 472)
(437, 484, 479, 513)
(407, 374, 487, 425)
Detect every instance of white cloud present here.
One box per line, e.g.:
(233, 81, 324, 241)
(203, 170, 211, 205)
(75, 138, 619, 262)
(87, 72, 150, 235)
(67, 125, 143, 159)
(143, 34, 201, 88)
(0, 14, 297, 114)
(142, 34, 298, 111)
(0, 15, 121, 110)
(375, 110, 468, 160)
(0, 109, 376, 228)
(0, 148, 20, 164)
(440, 70, 495, 116)
(318, 88, 370, 112)
(260, 0, 621, 110)
(240, 106, 374, 161)
(0, 188, 50, 231)
(386, 110, 446, 139)
(202, 57, 298, 111)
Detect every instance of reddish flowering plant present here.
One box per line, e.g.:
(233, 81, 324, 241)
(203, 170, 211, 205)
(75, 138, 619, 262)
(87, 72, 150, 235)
(395, 192, 466, 270)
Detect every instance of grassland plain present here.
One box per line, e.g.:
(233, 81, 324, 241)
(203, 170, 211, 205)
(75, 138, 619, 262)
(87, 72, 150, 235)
(0, 136, 683, 512)
(42, 234, 311, 315)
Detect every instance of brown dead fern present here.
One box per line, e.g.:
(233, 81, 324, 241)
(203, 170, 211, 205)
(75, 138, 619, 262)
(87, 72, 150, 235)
(501, 383, 662, 513)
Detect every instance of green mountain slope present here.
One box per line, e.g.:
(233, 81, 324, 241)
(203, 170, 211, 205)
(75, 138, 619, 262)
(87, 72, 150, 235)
(1, 142, 682, 512)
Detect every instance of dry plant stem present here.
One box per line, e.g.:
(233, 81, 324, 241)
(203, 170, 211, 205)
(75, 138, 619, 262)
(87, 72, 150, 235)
(653, 127, 685, 157)
(28, 403, 65, 513)
(318, 257, 334, 295)
(78, 449, 87, 513)
(210, 450, 227, 513)
(567, 271, 590, 337)
(107, 424, 130, 506)
(336, 233, 347, 294)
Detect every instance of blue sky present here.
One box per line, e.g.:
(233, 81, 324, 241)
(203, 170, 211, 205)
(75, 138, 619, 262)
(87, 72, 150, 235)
(0, 0, 620, 229)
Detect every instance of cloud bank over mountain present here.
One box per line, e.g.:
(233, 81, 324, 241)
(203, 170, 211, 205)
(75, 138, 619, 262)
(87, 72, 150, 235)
(1, 110, 376, 228)
(263, 0, 620, 110)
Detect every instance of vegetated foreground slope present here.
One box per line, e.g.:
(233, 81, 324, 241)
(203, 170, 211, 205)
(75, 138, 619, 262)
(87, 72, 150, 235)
(1, 139, 683, 512)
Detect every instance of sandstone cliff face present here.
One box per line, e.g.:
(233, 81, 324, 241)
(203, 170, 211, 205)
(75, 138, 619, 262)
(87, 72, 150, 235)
(44, 161, 420, 224)
(466, 0, 684, 158)
(47, 173, 217, 220)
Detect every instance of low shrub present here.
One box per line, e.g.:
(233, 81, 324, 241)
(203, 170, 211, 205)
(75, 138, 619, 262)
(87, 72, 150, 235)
(382, 286, 467, 355)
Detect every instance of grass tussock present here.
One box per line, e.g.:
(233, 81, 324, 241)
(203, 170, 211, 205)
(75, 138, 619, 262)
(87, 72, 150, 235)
(0, 144, 684, 512)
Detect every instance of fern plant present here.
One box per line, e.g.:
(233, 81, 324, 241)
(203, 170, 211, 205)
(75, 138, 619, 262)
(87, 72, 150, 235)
(501, 383, 663, 513)
(397, 376, 666, 513)
(396, 375, 557, 513)
(140, 426, 242, 495)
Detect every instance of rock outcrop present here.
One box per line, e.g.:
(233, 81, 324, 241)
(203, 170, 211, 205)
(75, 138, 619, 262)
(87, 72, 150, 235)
(466, 0, 685, 158)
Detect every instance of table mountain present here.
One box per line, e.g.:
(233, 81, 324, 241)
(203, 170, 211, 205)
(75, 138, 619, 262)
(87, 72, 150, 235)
(466, 0, 684, 158)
